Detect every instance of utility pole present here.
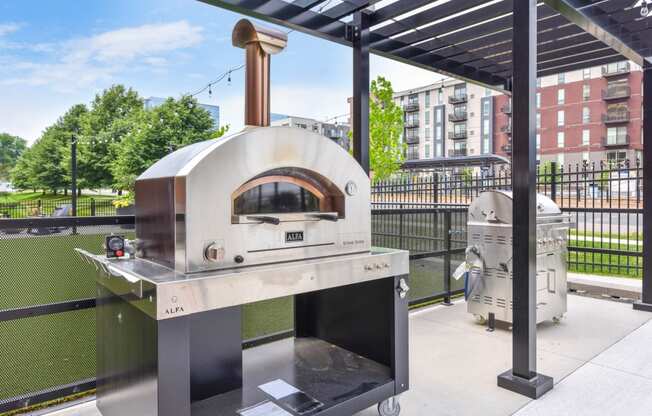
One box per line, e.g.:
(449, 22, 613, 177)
(71, 134, 78, 218)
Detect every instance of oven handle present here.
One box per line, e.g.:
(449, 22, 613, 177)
(307, 213, 339, 222)
(246, 215, 281, 225)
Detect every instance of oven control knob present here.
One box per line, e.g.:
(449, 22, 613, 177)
(364, 264, 373, 271)
(204, 243, 225, 263)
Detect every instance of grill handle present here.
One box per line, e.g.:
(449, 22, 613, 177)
(246, 215, 281, 225)
(307, 213, 339, 222)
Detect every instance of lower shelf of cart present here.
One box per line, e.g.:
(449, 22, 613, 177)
(191, 337, 395, 416)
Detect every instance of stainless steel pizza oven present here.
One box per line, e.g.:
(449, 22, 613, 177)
(79, 19, 410, 416)
(134, 126, 371, 273)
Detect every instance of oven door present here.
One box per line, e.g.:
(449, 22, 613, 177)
(231, 168, 345, 256)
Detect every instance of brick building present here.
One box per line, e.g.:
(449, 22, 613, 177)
(494, 61, 643, 165)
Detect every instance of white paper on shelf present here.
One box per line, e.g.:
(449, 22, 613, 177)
(258, 379, 300, 400)
(238, 401, 291, 416)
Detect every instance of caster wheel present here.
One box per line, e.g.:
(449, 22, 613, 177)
(553, 316, 563, 324)
(378, 397, 401, 416)
(474, 314, 487, 325)
(641, 6, 649, 17)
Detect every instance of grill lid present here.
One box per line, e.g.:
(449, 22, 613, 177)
(468, 190, 561, 225)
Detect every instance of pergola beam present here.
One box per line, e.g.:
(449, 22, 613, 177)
(542, 0, 646, 66)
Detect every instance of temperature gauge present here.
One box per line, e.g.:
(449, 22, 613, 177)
(105, 235, 126, 258)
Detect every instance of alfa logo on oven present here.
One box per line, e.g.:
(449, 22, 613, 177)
(286, 231, 304, 243)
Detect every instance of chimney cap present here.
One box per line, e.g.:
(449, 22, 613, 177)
(232, 19, 288, 55)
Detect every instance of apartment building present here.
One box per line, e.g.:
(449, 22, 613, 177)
(271, 115, 350, 149)
(393, 80, 498, 160)
(494, 61, 643, 165)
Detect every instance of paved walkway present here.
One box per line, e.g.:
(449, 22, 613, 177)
(39, 295, 652, 416)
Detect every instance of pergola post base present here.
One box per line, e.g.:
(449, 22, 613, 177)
(633, 301, 652, 313)
(498, 370, 553, 399)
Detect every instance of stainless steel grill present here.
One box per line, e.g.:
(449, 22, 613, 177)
(465, 190, 571, 324)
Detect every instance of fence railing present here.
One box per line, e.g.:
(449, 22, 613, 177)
(0, 198, 118, 219)
(372, 160, 643, 278)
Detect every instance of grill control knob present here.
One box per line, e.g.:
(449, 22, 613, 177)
(204, 243, 225, 263)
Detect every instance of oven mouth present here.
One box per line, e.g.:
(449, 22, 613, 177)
(231, 167, 345, 224)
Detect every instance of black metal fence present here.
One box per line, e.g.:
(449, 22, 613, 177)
(372, 160, 643, 277)
(0, 198, 117, 219)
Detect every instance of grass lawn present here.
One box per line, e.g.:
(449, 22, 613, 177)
(568, 237, 642, 278)
(0, 191, 115, 204)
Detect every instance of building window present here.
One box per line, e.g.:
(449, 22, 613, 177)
(536, 134, 541, 149)
(485, 88, 492, 97)
(536, 112, 541, 129)
(438, 89, 443, 105)
(582, 129, 590, 146)
(425, 110, 430, 125)
(557, 110, 565, 127)
(583, 84, 590, 101)
(483, 100, 490, 115)
(425, 143, 431, 158)
(425, 91, 430, 107)
(558, 72, 565, 84)
(435, 108, 442, 123)
(583, 68, 591, 79)
(607, 151, 627, 163)
(435, 142, 442, 157)
(425, 127, 431, 140)
(558, 89, 565, 105)
(583, 151, 590, 162)
(606, 126, 628, 145)
(557, 153, 564, 166)
(583, 107, 590, 123)
(536, 92, 541, 108)
(557, 131, 565, 148)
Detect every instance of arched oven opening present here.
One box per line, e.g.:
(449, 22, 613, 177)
(231, 167, 345, 224)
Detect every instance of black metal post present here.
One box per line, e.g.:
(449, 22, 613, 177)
(550, 161, 557, 203)
(443, 211, 452, 305)
(351, 10, 370, 176)
(634, 61, 652, 312)
(497, 0, 553, 399)
(71, 135, 77, 217)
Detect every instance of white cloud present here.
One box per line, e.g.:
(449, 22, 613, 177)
(1, 21, 204, 92)
(0, 22, 20, 37)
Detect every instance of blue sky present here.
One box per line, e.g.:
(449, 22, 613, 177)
(0, 0, 442, 143)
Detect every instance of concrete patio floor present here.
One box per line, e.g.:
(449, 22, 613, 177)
(38, 294, 652, 416)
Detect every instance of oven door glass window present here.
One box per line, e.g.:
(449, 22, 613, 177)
(234, 181, 321, 215)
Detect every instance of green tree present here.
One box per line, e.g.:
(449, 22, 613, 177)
(369, 76, 405, 182)
(0, 133, 27, 181)
(79, 85, 143, 189)
(10, 105, 87, 193)
(111, 96, 218, 192)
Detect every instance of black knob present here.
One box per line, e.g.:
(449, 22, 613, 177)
(234, 255, 244, 264)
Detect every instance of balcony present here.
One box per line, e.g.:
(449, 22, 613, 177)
(602, 85, 631, 100)
(603, 134, 630, 147)
(602, 62, 630, 77)
(448, 149, 467, 157)
(404, 119, 419, 128)
(501, 103, 512, 114)
(403, 102, 419, 112)
(448, 131, 467, 140)
(448, 94, 468, 104)
(500, 124, 512, 134)
(405, 135, 420, 144)
(448, 111, 468, 122)
(602, 110, 630, 124)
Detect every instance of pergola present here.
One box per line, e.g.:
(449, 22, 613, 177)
(199, 0, 652, 399)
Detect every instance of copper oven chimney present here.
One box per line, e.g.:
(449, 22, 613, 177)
(233, 19, 287, 127)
